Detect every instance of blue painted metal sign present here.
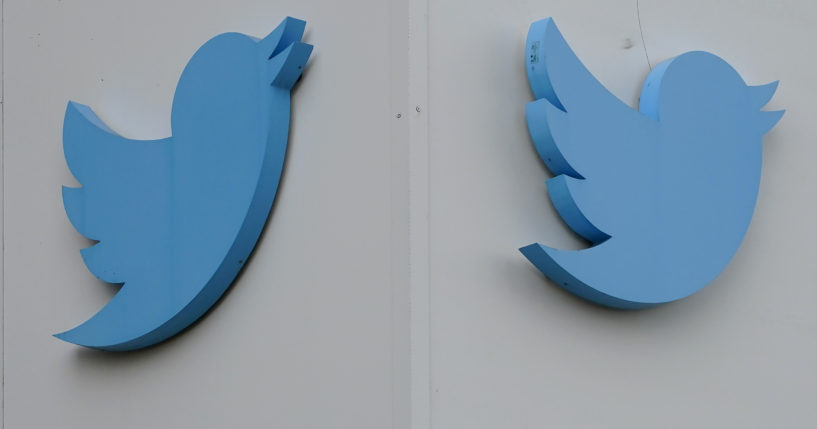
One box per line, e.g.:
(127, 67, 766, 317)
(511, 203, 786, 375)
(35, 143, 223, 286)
(521, 18, 784, 308)
(56, 17, 312, 350)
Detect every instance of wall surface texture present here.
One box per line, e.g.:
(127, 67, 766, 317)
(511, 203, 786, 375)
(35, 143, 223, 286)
(2, 0, 816, 428)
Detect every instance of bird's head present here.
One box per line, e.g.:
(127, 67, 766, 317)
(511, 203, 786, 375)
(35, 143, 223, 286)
(639, 51, 784, 139)
(170, 17, 312, 137)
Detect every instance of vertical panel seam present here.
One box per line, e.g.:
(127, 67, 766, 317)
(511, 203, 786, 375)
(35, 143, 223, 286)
(408, 0, 431, 427)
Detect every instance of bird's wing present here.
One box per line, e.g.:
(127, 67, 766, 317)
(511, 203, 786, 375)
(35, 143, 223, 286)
(525, 18, 657, 242)
(62, 101, 172, 285)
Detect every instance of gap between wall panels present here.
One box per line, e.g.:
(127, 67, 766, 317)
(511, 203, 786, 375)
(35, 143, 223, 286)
(1, 0, 6, 426)
(389, 0, 431, 427)
(407, 0, 430, 426)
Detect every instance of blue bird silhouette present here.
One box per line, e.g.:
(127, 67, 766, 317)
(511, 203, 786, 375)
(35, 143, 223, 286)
(520, 18, 784, 309)
(56, 17, 313, 350)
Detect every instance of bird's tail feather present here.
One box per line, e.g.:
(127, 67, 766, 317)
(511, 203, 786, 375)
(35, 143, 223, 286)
(62, 186, 91, 239)
(547, 175, 610, 244)
(520, 242, 653, 309)
(525, 98, 583, 179)
(81, 242, 126, 284)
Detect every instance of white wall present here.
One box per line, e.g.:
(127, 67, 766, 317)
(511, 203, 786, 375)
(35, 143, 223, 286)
(3, 1, 408, 428)
(3, 0, 816, 428)
(425, 0, 817, 427)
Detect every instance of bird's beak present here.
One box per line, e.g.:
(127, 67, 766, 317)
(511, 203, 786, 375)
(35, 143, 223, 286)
(747, 81, 784, 136)
(259, 17, 313, 89)
(748, 81, 779, 110)
(755, 109, 785, 137)
(259, 17, 306, 59)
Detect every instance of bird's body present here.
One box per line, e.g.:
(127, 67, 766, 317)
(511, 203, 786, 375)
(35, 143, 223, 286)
(521, 18, 783, 308)
(57, 17, 312, 350)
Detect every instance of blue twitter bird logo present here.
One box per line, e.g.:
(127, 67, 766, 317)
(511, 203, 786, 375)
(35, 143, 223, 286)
(520, 18, 784, 309)
(56, 17, 312, 350)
